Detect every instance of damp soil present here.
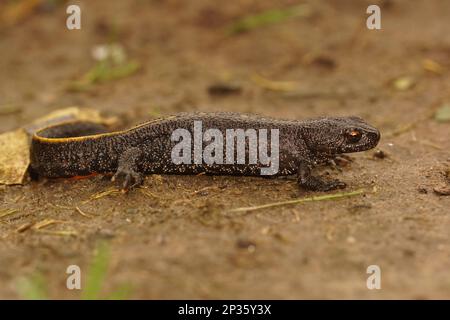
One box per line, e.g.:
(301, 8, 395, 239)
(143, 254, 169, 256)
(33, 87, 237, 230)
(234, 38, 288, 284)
(0, 0, 449, 299)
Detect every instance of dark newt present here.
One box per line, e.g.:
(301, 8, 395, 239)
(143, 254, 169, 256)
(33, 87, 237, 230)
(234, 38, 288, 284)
(30, 112, 380, 191)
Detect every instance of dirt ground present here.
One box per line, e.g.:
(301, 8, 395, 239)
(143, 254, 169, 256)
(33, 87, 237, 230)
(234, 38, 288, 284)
(0, 0, 449, 299)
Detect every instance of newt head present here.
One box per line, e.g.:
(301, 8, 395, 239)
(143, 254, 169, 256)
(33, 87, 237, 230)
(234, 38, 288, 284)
(302, 116, 380, 155)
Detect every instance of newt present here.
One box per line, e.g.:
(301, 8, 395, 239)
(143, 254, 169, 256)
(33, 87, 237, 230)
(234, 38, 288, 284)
(30, 112, 380, 191)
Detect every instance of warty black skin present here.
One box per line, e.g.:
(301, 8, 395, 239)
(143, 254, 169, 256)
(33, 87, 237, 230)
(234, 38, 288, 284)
(30, 112, 381, 191)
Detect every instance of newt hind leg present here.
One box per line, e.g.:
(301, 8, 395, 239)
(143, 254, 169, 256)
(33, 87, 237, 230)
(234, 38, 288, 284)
(111, 147, 144, 190)
(297, 161, 346, 191)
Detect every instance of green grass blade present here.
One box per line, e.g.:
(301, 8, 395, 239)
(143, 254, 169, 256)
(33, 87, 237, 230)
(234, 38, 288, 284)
(16, 273, 48, 300)
(82, 241, 111, 300)
(226, 4, 311, 35)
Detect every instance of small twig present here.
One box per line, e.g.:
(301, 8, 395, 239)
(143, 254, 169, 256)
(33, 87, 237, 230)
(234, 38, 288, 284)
(16, 222, 34, 233)
(53, 204, 73, 210)
(384, 100, 445, 138)
(75, 206, 93, 218)
(384, 122, 419, 138)
(37, 230, 78, 237)
(53, 204, 94, 218)
(189, 186, 219, 196)
(251, 74, 298, 92)
(139, 188, 160, 199)
(415, 139, 443, 150)
(83, 188, 121, 203)
(33, 219, 64, 230)
(228, 189, 366, 213)
(0, 208, 18, 219)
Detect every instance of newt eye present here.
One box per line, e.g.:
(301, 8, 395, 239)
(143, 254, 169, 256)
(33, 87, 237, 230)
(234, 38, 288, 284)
(346, 129, 362, 143)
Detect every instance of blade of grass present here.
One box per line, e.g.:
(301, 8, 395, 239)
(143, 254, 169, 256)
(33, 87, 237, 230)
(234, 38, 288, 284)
(68, 60, 140, 92)
(226, 4, 312, 35)
(106, 283, 133, 300)
(82, 241, 111, 300)
(229, 189, 366, 213)
(16, 273, 48, 300)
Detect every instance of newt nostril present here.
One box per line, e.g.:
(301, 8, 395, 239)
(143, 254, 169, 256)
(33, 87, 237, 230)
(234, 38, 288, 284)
(370, 130, 381, 145)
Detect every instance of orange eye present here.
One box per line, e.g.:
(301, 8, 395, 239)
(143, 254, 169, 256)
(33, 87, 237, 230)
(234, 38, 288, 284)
(347, 130, 362, 143)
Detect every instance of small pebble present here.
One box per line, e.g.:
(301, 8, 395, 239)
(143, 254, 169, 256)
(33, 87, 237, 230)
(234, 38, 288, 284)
(433, 185, 450, 196)
(373, 149, 387, 159)
(236, 239, 256, 253)
(208, 83, 242, 96)
(126, 208, 139, 214)
(417, 187, 428, 194)
(97, 228, 115, 238)
(346, 236, 356, 244)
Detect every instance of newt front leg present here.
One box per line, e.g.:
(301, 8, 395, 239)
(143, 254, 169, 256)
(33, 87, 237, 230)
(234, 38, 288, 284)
(111, 147, 144, 189)
(297, 160, 347, 191)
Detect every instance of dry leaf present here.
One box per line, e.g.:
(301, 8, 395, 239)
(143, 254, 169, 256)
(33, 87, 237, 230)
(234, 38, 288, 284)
(423, 59, 444, 74)
(392, 76, 416, 91)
